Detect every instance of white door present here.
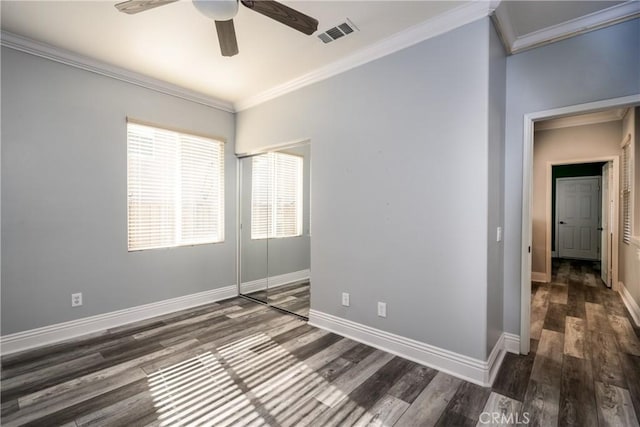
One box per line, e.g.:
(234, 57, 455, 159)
(557, 176, 601, 260)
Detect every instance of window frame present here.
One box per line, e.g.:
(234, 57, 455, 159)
(126, 119, 226, 251)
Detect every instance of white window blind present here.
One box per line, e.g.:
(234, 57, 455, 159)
(127, 122, 224, 251)
(251, 152, 303, 239)
(623, 140, 632, 244)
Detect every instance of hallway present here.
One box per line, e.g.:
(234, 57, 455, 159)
(493, 259, 640, 426)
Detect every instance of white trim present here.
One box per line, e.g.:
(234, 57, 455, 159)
(234, 1, 497, 111)
(0, 285, 238, 356)
(308, 309, 508, 387)
(241, 269, 310, 294)
(534, 109, 626, 131)
(520, 94, 640, 355)
(495, 1, 640, 54)
(619, 281, 640, 327)
(503, 333, 521, 354)
(492, 3, 516, 54)
(0, 31, 235, 113)
(531, 272, 548, 283)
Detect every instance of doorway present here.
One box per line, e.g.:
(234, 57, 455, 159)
(520, 95, 639, 354)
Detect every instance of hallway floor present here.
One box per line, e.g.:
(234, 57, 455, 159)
(492, 259, 640, 426)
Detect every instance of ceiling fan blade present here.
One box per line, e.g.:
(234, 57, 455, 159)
(115, 0, 177, 14)
(215, 20, 239, 57)
(241, 0, 318, 35)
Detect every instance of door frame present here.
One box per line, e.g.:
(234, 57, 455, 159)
(520, 94, 639, 355)
(548, 166, 612, 279)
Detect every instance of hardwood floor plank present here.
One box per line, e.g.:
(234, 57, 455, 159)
(1, 353, 105, 402)
(619, 352, 640, 419)
(395, 372, 462, 426)
(566, 281, 586, 319)
(474, 392, 523, 427)
(559, 355, 597, 427)
(75, 390, 156, 427)
(315, 350, 395, 408)
(2, 370, 148, 427)
(312, 357, 414, 426)
(521, 379, 560, 427)
(387, 364, 438, 404)
(608, 314, 640, 356)
(18, 338, 199, 410)
(491, 351, 536, 401)
(438, 381, 491, 424)
(549, 284, 569, 304)
(586, 301, 612, 333)
(589, 330, 626, 388)
(595, 381, 640, 427)
(543, 302, 567, 333)
(530, 329, 563, 387)
(1, 398, 19, 418)
(353, 394, 409, 427)
(564, 316, 586, 359)
(530, 287, 549, 340)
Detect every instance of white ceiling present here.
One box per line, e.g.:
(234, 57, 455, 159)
(2, 1, 638, 110)
(0, 0, 466, 106)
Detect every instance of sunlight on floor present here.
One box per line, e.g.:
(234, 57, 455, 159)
(147, 332, 352, 426)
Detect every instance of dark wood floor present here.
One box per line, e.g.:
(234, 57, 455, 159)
(245, 281, 310, 318)
(2, 260, 639, 426)
(493, 259, 640, 427)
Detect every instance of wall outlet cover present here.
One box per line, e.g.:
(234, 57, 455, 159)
(71, 292, 83, 307)
(342, 292, 350, 307)
(377, 302, 387, 317)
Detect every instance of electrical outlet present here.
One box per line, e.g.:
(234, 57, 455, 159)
(377, 302, 387, 318)
(71, 293, 83, 307)
(341, 292, 350, 307)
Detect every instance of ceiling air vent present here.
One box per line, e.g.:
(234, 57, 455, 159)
(317, 19, 358, 44)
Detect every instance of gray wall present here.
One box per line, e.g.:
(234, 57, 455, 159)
(237, 19, 495, 360)
(487, 22, 506, 356)
(240, 144, 311, 284)
(1, 48, 237, 335)
(503, 18, 640, 335)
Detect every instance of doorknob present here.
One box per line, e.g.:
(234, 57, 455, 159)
(559, 221, 566, 224)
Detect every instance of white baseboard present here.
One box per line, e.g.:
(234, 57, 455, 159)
(503, 333, 521, 354)
(531, 272, 548, 283)
(0, 285, 238, 356)
(619, 281, 640, 327)
(308, 310, 509, 387)
(241, 269, 310, 294)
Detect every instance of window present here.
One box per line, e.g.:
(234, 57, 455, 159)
(251, 152, 303, 239)
(622, 136, 632, 244)
(127, 122, 224, 251)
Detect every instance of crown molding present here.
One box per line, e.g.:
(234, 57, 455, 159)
(508, 1, 640, 54)
(491, 1, 516, 54)
(0, 31, 235, 113)
(234, 0, 498, 112)
(535, 108, 626, 131)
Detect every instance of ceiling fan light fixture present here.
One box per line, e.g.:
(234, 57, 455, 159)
(193, 0, 239, 21)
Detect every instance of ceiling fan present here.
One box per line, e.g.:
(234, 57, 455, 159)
(114, 0, 319, 57)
